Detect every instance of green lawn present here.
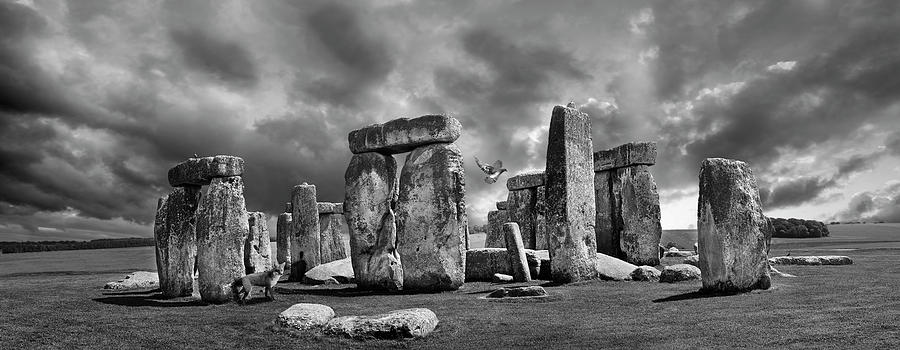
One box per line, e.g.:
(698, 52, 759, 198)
(1, 224, 899, 349)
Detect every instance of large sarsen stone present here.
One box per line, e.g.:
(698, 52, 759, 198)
(245, 212, 271, 274)
(168, 155, 244, 187)
(348, 115, 461, 154)
(290, 184, 320, 281)
(154, 186, 201, 298)
(196, 176, 249, 303)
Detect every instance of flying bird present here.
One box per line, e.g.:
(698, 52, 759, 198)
(474, 156, 507, 184)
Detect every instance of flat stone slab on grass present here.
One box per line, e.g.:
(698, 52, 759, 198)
(492, 273, 513, 283)
(595, 253, 639, 281)
(324, 308, 438, 339)
(630, 266, 661, 281)
(660, 264, 701, 283)
(682, 255, 700, 267)
(769, 256, 853, 265)
(348, 115, 461, 154)
(304, 257, 355, 285)
(486, 286, 548, 298)
(104, 271, 159, 290)
(168, 155, 244, 187)
(274, 303, 335, 332)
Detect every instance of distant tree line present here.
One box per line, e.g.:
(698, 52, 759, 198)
(0, 237, 155, 254)
(770, 218, 830, 238)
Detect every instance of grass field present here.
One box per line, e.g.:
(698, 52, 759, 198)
(1, 224, 899, 349)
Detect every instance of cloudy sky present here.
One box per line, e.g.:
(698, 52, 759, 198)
(2, 0, 899, 241)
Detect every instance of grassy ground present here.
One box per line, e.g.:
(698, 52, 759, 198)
(1, 225, 899, 349)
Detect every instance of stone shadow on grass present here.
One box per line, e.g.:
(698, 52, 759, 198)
(93, 293, 207, 307)
(100, 288, 160, 296)
(652, 290, 743, 303)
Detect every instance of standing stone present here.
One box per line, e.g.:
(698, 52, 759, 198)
(698, 158, 771, 292)
(348, 115, 462, 154)
(396, 143, 467, 291)
(154, 186, 201, 298)
(344, 152, 404, 290)
(319, 212, 348, 264)
(503, 223, 532, 282)
(485, 210, 508, 248)
(196, 176, 249, 303)
(245, 212, 272, 274)
(506, 189, 536, 249)
(612, 166, 662, 266)
(545, 104, 600, 282)
(594, 170, 617, 257)
(290, 184, 320, 281)
(276, 211, 292, 267)
(534, 186, 549, 251)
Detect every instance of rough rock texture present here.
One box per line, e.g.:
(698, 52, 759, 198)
(464, 248, 546, 281)
(506, 189, 536, 249)
(630, 266, 661, 282)
(506, 170, 545, 191)
(533, 186, 549, 251)
(595, 253, 638, 281)
(348, 115, 462, 154)
(485, 210, 508, 248)
(104, 271, 160, 290)
(496, 201, 508, 210)
(682, 255, 700, 267)
(344, 152, 403, 290)
(486, 286, 548, 298)
(304, 257, 355, 284)
(660, 264, 702, 283)
(593, 142, 657, 172)
(545, 104, 600, 282)
(196, 176, 248, 303)
(319, 213, 348, 264)
(665, 250, 695, 258)
(324, 308, 438, 339)
(275, 303, 335, 332)
(168, 155, 244, 187)
(396, 143, 467, 291)
(317, 202, 343, 214)
(769, 256, 853, 265)
(613, 166, 662, 266)
(154, 186, 201, 298)
(698, 158, 772, 292)
(492, 273, 513, 283)
(503, 223, 531, 282)
(290, 184, 320, 281)
(245, 212, 272, 274)
(276, 212, 292, 266)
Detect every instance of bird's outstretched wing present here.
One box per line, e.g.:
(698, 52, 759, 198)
(491, 159, 502, 171)
(474, 156, 493, 173)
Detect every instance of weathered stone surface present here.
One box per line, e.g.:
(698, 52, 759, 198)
(534, 186, 549, 251)
(348, 115, 462, 155)
(464, 248, 545, 281)
(492, 273, 513, 283)
(275, 303, 335, 332)
(344, 152, 403, 290)
(396, 143, 467, 291)
(244, 212, 272, 274)
(284, 202, 292, 213)
(319, 213, 348, 264)
(168, 155, 244, 187)
(545, 104, 600, 282)
(664, 250, 695, 258)
(613, 165, 662, 266)
(290, 184, 320, 281)
(485, 210, 508, 248)
(768, 256, 853, 265)
(630, 266, 661, 282)
(659, 264, 702, 283)
(698, 158, 771, 293)
(304, 257, 355, 284)
(154, 186, 200, 298)
(496, 201, 508, 210)
(594, 170, 617, 257)
(104, 271, 159, 290)
(595, 253, 639, 281)
(503, 223, 531, 282)
(507, 189, 536, 249)
(324, 308, 438, 339)
(506, 170, 545, 191)
(276, 212, 292, 266)
(682, 255, 700, 267)
(486, 286, 548, 298)
(593, 142, 657, 172)
(196, 176, 248, 303)
(317, 202, 343, 214)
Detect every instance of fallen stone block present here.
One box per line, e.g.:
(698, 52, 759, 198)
(348, 115, 461, 154)
(630, 266, 661, 282)
(465, 248, 547, 281)
(593, 142, 657, 172)
(275, 303, 335, 333)
(104, 271, 159, 290)
(168, 155, 244, 187)
(768, 256, 853, 265)
(660, 264, 701, 283)
(492, 273, 513, 283)
(486, 286, 548, 298)
(595, 253, 638, 281)
(304, 257, 355, 285)
(324, 308, 438, 339)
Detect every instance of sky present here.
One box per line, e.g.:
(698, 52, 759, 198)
(1, 0, 899, 242)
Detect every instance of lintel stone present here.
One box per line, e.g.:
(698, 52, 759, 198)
(593, 142, 656, 172)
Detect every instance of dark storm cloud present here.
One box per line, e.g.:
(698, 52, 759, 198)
(886, 131, 900, 156)
(299, 2, 395, 107)
(170, 28, 259, 87)
(763, 176, 836, 209)
(835, 152, 883, 179)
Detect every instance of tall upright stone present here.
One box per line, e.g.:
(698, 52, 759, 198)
(318, 202, 348, 264)
(503, 223, 532, 282)
(245, 212, 272, 274)
(397, 143, 467, 291)
(196, 176, 249, 303)
(290, 184, 320, 281)
(506, 188, 536, 249)
(505, 171, 547, 250)
(154, 186, 201, 298)
(344, 152, 403, 290)
(594, 170, 617, 257)
(698, 158, 771, 292)
(485, 210, 508, 248)
(545, 104, 600, 282)
(534, 186, 549, 250)
(276, 202, 292, 266)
